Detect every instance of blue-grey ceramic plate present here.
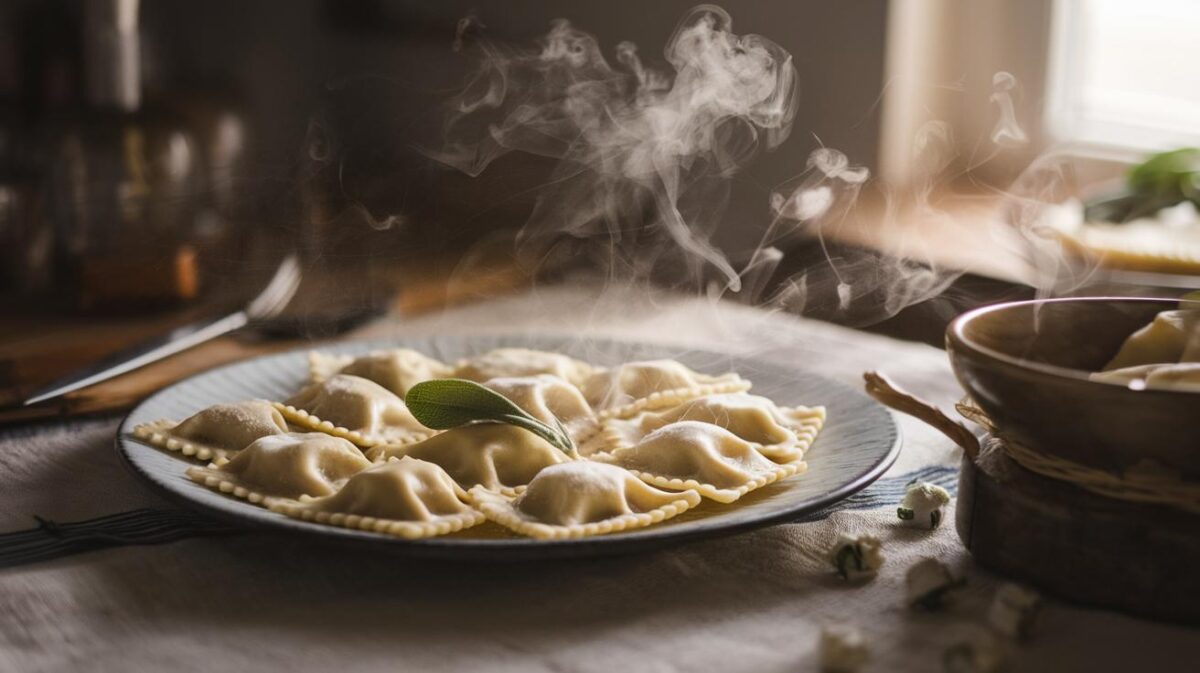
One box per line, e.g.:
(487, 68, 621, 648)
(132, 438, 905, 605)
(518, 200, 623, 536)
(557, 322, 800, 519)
(116, 335, 900, 559)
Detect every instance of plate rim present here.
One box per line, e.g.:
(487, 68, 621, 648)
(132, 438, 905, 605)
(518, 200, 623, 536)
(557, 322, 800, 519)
(115, 335, 901, 559)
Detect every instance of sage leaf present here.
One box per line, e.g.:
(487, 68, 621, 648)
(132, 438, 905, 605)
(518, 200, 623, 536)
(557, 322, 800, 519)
(404, 378, 576, 455)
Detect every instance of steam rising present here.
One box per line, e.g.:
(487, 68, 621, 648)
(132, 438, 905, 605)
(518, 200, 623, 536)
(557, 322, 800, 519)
(990, 71, 1028, 148)
(428, 5, 1053, 327)
(754, 138, 960, 325)
(428, 5, 797, 291)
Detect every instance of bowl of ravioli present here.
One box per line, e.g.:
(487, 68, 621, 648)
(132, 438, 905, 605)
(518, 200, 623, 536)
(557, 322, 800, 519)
(947, 296, 1200, 479)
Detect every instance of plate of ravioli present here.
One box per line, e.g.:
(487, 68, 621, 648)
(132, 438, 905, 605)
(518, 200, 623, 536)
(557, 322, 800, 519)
(118, 336, 900, 558)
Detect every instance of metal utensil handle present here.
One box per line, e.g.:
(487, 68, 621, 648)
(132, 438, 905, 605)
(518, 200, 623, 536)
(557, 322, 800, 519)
(23, 311, 250, 406)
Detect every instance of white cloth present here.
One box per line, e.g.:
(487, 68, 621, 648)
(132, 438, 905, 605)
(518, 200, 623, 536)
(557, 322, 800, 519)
(1, 286, 1196, 672)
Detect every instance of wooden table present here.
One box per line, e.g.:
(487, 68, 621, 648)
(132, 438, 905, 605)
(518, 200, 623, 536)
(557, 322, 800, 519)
(0, 252, 529, 425)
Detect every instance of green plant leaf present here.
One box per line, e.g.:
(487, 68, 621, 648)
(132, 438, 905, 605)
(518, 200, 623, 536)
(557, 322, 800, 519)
(1127, 147, 1200, 200)
(404, 379, 529, 427)
(834, 544, 863, 580)
(404, 378, 576, 455)
(1087, 147, 1200, 223)
(492, 413, 574, 454)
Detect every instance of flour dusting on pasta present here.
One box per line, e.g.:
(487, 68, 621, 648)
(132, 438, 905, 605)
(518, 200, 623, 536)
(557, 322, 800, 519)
(132, 347, 825, 540)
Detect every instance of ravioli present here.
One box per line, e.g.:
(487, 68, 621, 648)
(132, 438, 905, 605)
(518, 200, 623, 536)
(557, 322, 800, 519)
(1104, 310, 1200, 370)
(132, 399, 289, 462)
(1091, 362, 1200, 391)
(276, 374, 432, 447)
(596, 421, 804, 503)
(454, 348, 595, 387)
(468, 461, 701, 539)
(482, 374, 599, 444)
(581, 359, 751, 417)
(149, 346, 823, 541)
(598, 393, 825, 461)
(269, 457, 485, 539)
(186, 432, 371, 503)
(368, 423, 568, 495)
(307, 349, 452, 396)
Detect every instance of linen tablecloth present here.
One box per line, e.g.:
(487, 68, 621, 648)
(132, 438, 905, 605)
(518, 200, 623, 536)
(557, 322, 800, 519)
(2, 286, 1196, 672)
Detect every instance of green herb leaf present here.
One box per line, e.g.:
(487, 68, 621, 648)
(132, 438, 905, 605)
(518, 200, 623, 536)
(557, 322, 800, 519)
(1085, 147, 1200, 223)
(1127, 147, 1200, 201)
(405, 378, 529, 427)
(834, 544, 863, 580)
(404, 378, 576, 455)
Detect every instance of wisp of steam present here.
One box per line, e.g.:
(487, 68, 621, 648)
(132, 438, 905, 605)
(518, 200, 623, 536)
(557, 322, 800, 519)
(427, 5, 796, 293)
(426, 5, 1055, 327)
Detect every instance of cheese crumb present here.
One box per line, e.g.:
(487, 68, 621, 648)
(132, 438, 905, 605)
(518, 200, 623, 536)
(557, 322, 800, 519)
(819, 624, 869, 673)
(943, 631, 1007, 673)
(828, 533, 884, 581)
(987, 583, 1041, 640)
(897, 481, 951, 529)
(905, 557, 964, 610)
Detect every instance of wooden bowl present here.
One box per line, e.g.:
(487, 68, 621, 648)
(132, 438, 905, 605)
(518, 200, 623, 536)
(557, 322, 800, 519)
(946, 297, 1200, 479)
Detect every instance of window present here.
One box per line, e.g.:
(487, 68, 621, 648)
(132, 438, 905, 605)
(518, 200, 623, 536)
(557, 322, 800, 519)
(1047, 0, 1200, 156)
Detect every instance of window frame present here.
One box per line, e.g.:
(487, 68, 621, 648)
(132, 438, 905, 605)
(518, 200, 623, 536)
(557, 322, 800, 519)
(1044, 0, 1200, 161)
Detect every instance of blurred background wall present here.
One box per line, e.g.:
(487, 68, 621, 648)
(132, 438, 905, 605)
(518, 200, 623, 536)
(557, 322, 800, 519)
(4, 0, 1199, 310)
(0, 0, 890, 289)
